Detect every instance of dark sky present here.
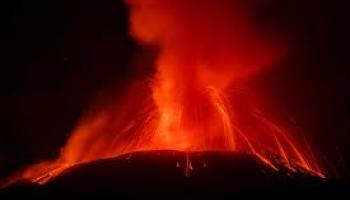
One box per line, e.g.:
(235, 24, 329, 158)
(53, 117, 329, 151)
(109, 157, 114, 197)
(0, 0, 349, 178)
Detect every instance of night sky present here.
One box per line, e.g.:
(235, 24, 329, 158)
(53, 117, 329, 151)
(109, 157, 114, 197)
(1, 0, 349, 179)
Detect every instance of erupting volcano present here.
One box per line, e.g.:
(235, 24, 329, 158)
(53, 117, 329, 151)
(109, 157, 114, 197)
(2, 0, 326, 189)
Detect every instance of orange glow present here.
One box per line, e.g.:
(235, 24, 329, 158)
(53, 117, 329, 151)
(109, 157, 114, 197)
(1, 0, 325, 188)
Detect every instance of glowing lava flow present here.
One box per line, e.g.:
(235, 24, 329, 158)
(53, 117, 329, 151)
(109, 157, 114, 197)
(1, 0, 325, 188)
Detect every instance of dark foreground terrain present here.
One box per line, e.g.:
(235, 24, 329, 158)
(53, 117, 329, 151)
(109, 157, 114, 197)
(0, 151, 348, 198)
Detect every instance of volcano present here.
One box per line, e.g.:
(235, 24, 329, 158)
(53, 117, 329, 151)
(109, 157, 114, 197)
(2, 150, 345, 198)
(3, 0, 347, 197)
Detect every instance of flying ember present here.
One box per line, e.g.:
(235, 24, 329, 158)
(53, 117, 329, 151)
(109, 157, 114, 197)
(1, 0, 325, 188)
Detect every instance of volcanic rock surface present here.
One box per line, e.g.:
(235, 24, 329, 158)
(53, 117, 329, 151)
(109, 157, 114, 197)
(0, 151, 347, 198)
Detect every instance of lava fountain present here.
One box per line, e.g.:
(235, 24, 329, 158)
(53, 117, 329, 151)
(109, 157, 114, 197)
(2, 0, 325, 188)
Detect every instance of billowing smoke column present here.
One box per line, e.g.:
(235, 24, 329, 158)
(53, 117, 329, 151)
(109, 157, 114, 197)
(126, 0, 285, 151)
(1, 0, 324, 188)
